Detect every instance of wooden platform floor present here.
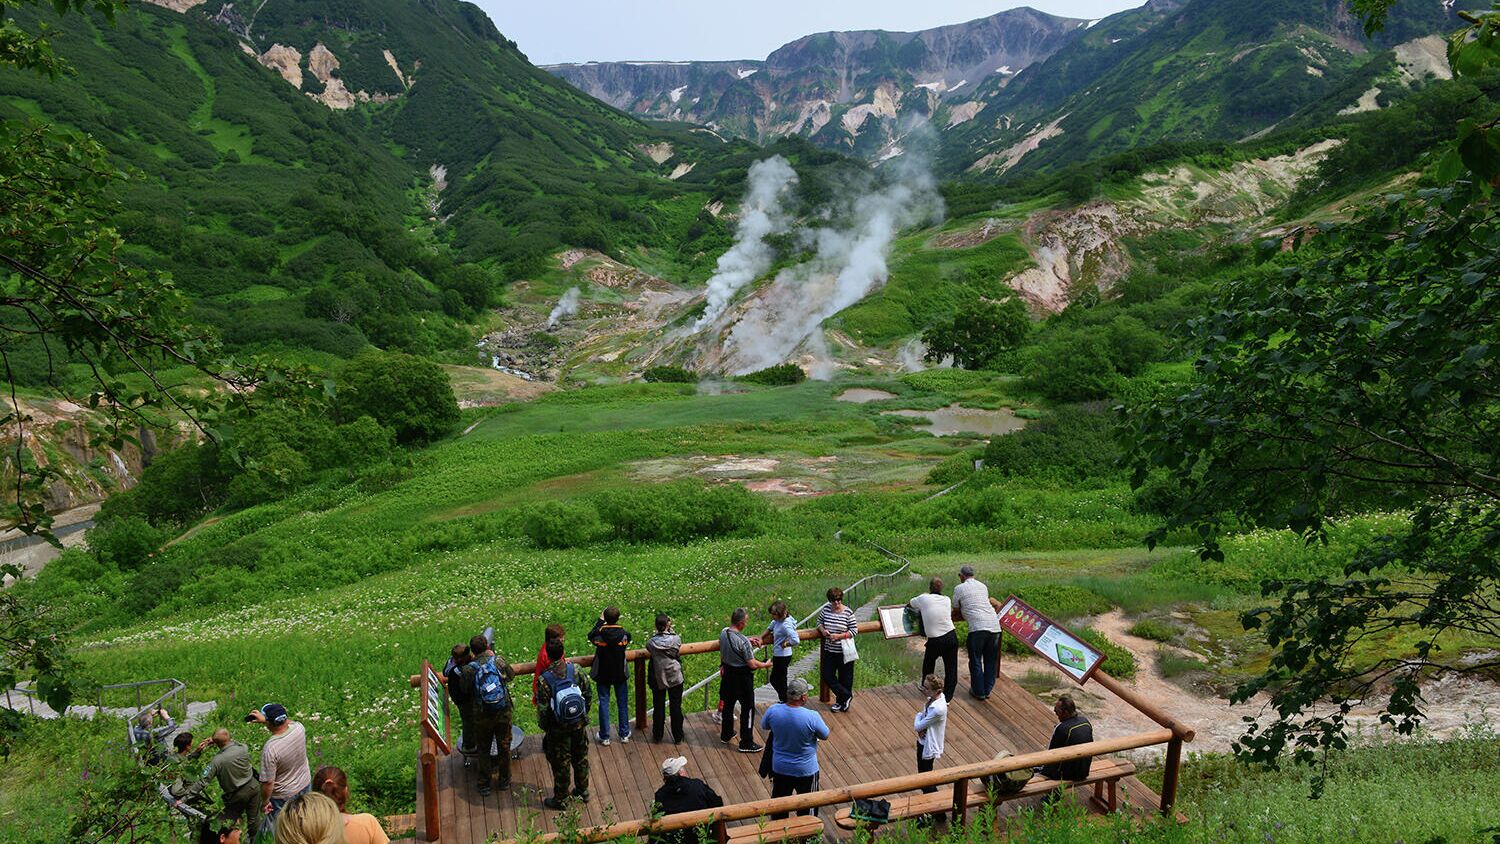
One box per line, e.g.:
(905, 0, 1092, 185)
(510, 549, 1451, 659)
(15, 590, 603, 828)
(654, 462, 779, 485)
(419, 672, 1165, 843)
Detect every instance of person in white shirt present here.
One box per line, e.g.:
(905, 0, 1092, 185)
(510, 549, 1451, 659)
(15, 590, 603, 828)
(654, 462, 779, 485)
(952, 565, 1003, 700)
(913, 674, 948, 793)
(907, 577, 958, 702)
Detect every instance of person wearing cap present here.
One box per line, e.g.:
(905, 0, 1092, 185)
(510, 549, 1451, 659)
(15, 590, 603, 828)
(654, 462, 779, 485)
(248, 703, 311, 826)
(649, 756, 723, 844)
(907, 577, 958, 703)
(953, 565, 1002, 700)
(758, 677, 829, 819)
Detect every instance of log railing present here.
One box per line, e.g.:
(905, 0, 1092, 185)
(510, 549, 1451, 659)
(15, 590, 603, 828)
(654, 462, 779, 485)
(497, 728, 1179, 844)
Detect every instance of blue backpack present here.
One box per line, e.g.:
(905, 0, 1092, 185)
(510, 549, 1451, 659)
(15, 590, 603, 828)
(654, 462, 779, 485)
(542, 663, 587, 726)
(474, 656, 511, 713)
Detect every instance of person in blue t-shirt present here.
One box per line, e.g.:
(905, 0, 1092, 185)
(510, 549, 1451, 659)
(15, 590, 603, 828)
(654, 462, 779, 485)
(759, 677, 831, 818)
(759, 600, 799, 703)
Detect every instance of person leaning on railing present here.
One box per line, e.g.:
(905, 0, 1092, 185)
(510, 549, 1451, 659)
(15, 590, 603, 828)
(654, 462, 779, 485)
(908, 577, 959, 703)
(816, 587, 859, 712)
(759, 600, 798, 704)
(645, 614, 686, 744)
(952, 565, 1002, 701)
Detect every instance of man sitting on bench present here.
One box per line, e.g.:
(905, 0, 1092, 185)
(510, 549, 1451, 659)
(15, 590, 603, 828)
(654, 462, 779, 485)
(1034, 695, 1093, 781)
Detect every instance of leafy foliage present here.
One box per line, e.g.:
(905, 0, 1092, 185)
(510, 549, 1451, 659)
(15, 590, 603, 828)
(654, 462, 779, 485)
(921, 296, 1030, 370)
(982, 406, 1121, 484)
(334, 351, 459, 445)
(736, 363, 806, 386)
(643, 365, 697, 384)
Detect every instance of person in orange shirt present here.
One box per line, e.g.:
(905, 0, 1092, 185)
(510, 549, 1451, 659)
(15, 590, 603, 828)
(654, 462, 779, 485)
(312, 766, 390, 844)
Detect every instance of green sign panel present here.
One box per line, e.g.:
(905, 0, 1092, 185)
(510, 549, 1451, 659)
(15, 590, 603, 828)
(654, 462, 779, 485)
(422, 660, 451, 754)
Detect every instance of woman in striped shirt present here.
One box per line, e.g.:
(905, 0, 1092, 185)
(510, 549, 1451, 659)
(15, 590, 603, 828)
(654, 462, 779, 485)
(816, 587, 859, 712)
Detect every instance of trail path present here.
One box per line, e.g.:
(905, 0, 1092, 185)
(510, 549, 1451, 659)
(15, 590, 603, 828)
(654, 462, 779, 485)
(2, 683, 217, 726)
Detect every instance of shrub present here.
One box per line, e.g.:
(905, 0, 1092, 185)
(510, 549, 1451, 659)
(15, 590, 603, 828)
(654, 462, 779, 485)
(335, 350, 460, 444)
(595, 480, 765, 544)
(982, 406, 1122, 482)
(1077, 627, 1137, 680)
(1127, 617, 1179, 642)
(1157, 648, 1207, 678)
(736, 363, 805, 386)
(921, 297, 1030, 370)
(926, 452, 980, 486)
(643, 365, 697, 384)
(85, 517, 165, 571)
(520, 500, 601, 549)
(1103, 316, 1167, 377)
(1023, 329, 1121, 402)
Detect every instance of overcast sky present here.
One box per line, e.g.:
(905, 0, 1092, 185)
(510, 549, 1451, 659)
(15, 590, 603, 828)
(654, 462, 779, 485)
(475, 1, 1146, 66)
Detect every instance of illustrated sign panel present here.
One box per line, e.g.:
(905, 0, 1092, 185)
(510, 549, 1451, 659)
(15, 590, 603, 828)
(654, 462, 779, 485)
(421, 659, 451, 754)
(878, 604, 924, 639)
(997, 595, 1105, 684)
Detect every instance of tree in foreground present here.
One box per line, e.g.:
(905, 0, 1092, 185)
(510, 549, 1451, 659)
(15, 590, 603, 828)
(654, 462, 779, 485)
(1123, 6, 1500, 792)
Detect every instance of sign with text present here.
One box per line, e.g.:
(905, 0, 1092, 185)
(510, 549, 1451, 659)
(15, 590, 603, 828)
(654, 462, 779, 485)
(420, 659, 452, 754)
(877, 604, 923, 639)
(997, 595, 1105, 684)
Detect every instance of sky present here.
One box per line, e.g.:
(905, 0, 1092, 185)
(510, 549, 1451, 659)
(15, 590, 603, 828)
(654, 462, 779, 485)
(475, 1, 1146, 66)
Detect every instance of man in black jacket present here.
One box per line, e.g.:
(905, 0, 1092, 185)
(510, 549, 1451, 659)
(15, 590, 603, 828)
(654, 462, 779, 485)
(588, 606, 633, 745)
(1034, 695, 1094, 780)
(650, 756, 723, 844)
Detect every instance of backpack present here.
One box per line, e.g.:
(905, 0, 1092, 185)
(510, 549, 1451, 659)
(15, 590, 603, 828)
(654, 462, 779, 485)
(542, 663, 587, 726)
(474, 657, 511, 713)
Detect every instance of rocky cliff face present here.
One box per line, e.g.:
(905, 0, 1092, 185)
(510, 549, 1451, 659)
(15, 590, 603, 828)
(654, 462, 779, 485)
(546, 7, 1085, 156)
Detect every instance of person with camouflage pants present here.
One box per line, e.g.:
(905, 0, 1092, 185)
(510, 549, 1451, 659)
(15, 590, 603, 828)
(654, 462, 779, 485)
(536, 639, 592, 810)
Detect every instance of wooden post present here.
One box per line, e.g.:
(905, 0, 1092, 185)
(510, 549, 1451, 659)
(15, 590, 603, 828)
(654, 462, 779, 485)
(714, 819, 728, 844)
(952, 777, 969, 825)
(420, 735, 441, 843)
(634, 656, 648, 731)
(1160, 735, 1182, 817)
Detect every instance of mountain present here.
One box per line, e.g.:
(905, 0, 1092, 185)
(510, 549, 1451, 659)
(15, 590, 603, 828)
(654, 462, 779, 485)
(547, 0, 1459, 172)
(546, 7, 1089, 158)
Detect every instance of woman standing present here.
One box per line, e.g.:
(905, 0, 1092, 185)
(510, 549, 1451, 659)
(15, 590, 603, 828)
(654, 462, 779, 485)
(912, 674, 948, 793)
(312, 766, 389, 844)
(763, 600, 798, 703)
(646, 613, 686, 744)
(815, 587, 858, 712)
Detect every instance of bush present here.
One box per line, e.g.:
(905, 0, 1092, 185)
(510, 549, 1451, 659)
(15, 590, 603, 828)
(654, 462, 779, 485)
(982, 406, 1122, 482)
(926, 452, 980, 486)
(921, 297, 1030, 370)
(595, 480, 766, 544)
(520, 500, 601, 549)
(1127, 617, 1179, 642)
(335, 350, 460, 444)
(1157, 649, 1207, 678)
(737, 363, 805, 386)
(1103, 316, 1167, 377)
(643, 365, 696, 384)
(1023, 329, 1121, 402)
(85, 517, 165, 571)
(1077, 627, 1137, 680)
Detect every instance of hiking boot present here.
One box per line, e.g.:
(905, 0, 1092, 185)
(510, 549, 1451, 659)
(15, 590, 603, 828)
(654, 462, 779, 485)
(478, 782, 492, 797)
(572, 789, 590, 803)
(496, 778, 512, 790)
(543, 797, 567, 811)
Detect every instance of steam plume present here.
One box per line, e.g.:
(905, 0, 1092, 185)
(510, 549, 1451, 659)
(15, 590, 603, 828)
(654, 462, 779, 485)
(547, 287, 581, 328)
(692, 156, 798, 331)
(722, 155, 941, 374)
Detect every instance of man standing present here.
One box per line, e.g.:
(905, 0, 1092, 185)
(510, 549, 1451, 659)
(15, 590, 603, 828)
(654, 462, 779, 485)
(649, 756, 723, 844)
(759, 678, 829, 818)
(908, 577, 959, 702)
(1035, 695, 1094, 781)
(172, 728, 260, 827)
(646, 614, 686, 744)
(248, 703, 310, 828)
(463, 633, 514, 796)
(952, 565, 1002, 700)
(588, 606, 632, 746)
(719, 607, 769, 753)
(537, 639, 592, 810)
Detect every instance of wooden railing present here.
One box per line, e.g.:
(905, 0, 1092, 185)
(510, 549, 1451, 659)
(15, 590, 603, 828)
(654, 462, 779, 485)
(498, 728, 1180, 844)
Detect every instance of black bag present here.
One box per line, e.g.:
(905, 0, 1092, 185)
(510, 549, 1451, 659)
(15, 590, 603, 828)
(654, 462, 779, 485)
(851, 797, 891, 824)
(758, 731, 774, 779)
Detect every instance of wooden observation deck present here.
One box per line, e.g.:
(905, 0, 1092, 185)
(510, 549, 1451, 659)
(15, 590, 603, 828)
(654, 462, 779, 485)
(417, 670, 1178, 843)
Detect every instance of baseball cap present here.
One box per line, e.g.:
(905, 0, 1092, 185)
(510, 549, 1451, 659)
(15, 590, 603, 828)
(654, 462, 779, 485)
(788, 678, 810, 699)
(661, 756, 688, 776)
(245, 703, 288, 725)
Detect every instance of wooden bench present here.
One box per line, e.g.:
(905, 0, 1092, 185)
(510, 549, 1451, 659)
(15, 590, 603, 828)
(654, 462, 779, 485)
(834, 759, 1136, 831)
(722, 815, 826, 844)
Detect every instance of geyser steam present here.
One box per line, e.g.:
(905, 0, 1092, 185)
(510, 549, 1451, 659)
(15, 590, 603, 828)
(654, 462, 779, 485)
(692, 156, 798, 331)
(547, 287, 581, 328)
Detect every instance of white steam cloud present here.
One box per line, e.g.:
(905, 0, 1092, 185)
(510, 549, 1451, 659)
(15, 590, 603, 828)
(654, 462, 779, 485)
(692, 156, 799, 331)
(547, 287, 581, 328)
(721, 156, 941, 374)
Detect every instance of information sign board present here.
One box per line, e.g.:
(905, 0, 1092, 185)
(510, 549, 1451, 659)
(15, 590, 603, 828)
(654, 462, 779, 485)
(996, 595, 1105, 684)
(877, 604, 923, 639)
(420, 659, 452, 754)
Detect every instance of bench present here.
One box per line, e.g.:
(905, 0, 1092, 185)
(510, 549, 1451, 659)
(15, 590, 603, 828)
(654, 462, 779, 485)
(834, 758, 1136, 831)
(723, 815, 826, 844)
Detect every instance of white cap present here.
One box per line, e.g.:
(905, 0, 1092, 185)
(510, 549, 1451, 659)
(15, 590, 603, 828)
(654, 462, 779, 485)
(661, 756, 688, 776)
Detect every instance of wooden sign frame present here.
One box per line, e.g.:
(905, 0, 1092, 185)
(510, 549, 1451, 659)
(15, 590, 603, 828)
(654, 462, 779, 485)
(877, 604, 923, 639)
(996, 595, 1106, 685)
(420, 659, 452, 754)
